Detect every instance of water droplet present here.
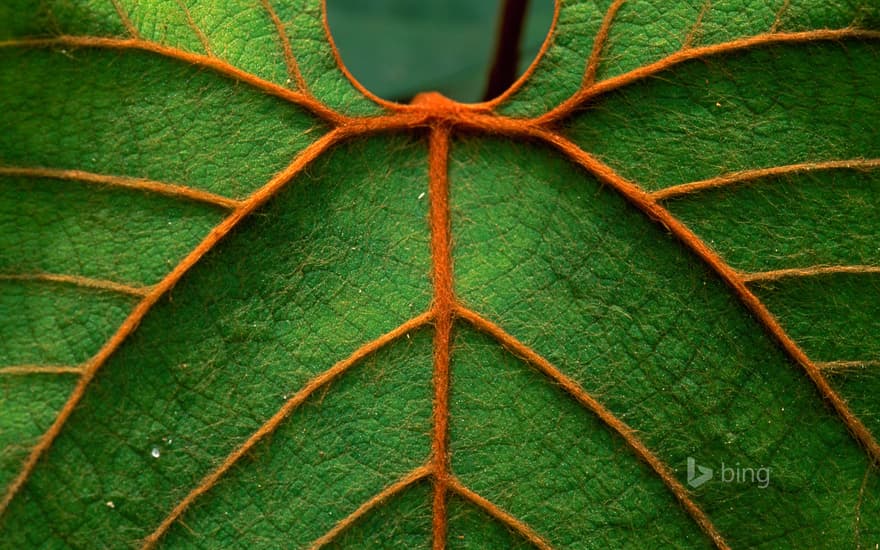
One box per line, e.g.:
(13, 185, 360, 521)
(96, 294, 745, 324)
(151, 447, 161, 458)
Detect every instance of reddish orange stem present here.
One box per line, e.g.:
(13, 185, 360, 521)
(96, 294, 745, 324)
(428, 122, 454, 550)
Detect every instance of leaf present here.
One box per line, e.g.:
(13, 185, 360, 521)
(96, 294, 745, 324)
(0, 0, 878, 548)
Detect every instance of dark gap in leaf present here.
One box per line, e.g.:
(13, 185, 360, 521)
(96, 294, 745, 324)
(325, 0, 554, 103)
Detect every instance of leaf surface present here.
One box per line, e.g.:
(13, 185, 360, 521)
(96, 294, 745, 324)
(0, 1, 878, 548)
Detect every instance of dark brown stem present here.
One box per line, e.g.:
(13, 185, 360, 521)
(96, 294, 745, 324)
(483, 0, 530, 100)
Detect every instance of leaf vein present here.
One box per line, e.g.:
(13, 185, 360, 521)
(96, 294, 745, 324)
(0, 129, 346, 520)
(528, 131, 880, 468)
(454, 306, 730, 550)
(0, 166, 242, 208)
(651, 159, 880, 201)
(140, 311, 434, 549)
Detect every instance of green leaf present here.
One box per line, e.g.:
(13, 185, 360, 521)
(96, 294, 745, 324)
(1, 1, 878, 548)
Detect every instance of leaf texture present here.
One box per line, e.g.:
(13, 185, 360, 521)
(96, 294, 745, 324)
(0, 0, 878, 548)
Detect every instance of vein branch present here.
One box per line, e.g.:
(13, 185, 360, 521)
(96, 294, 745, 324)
(447, 476, 554, 550)
(455, 306, 730, 550)
(175, 0, 213, 57)
(0, 166, 241, 209)
(110, 0, 140, 39)
(743, 265, 880, 283)
(141, 310, 433, 548)
(260, 0, 308, 91)
(538, 28, 880, 125)
(0, 129, 347, 520)
(583, 0, 628, 87)
(818, 360, 880, 371)
(308, 465, 434, 549)
(652, 159, 880, 201)
(682, 0, 712, 50)
(0, 365, 82, 375)
(529, 131, 880, 468)
(0, 36, 346, 125)
(0, 273, 150, 297)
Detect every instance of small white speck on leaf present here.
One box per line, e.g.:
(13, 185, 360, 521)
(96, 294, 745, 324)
(418, 192, 426, 200)
(151, 447, 161, 459)
(105, 501, 115, 509)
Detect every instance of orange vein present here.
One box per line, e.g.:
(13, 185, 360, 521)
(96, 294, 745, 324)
(0, 36, 346, 125)
(447, 476, 553, 550)
(308, 465, 434, 549)
(428, 123, 454, 550)
(652, 159, 880, 201)
(538, 28, 880, 124)
(583, 0, 627, 87)
(0, 273, 150, 297)
(818, 360, 880, 371)
(743, 265, 880, 283)
(0, 366, 82, 375)
(0, 129, 346, 519)
(260, 0, 308, 91)
(110, 0, 140, 39)
(455, 306, 730, 550)
(0, 166, 241, 208)
(529, 131, 880, 467)
(175, 0, 213, 57)
(142, 311, 433, 549)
